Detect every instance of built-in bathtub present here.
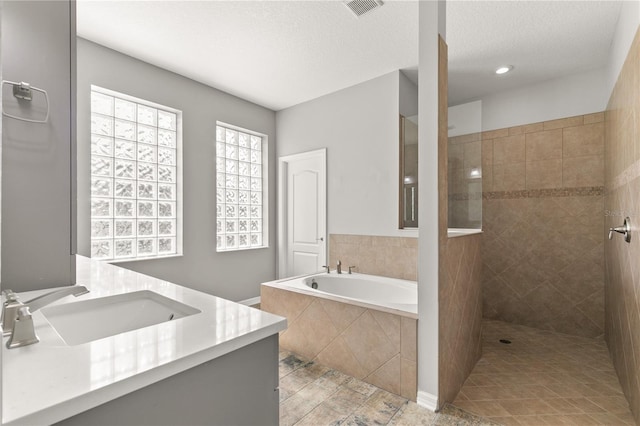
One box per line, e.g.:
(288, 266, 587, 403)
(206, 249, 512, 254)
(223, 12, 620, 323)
(261, 272, 417, 401)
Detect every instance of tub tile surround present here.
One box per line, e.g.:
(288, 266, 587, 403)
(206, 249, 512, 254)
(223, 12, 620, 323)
(477, 112, 606, 339)
(261, 285, 418, 401)
(329, 234, 418, 281)
(604, 27, 640, 425)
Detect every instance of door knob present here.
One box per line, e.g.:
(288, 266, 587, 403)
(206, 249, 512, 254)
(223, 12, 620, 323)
(609, 217, 631, 243)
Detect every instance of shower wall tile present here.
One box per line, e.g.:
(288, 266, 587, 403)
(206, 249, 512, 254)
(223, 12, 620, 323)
(604, 26, 640, 425)
(479, 112, 606, 339)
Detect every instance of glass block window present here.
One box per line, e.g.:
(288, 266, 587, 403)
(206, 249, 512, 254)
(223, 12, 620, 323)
(90, 86, 182, 260)
(216, 123, 267, 251)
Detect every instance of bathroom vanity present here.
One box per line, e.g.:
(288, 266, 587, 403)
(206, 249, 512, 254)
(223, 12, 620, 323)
(2, 256, 286, 425)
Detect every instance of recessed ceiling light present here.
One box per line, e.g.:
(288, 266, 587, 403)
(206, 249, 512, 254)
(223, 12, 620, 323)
(495, 65, 514, 75)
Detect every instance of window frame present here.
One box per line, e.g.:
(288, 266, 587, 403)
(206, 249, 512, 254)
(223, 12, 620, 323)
(215, 121, 269, 252)
(89, 85, 183, 262)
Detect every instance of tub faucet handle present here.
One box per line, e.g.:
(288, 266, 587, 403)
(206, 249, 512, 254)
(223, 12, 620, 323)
(348, 266, 356, 274)
(321, 265, 330, 274)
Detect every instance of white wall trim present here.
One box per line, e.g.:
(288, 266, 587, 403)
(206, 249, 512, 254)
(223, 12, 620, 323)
(416, 391, 438, 412)
(237, 296, 261, 306)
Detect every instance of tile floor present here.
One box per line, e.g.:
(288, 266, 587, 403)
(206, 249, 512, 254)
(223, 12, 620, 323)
(278, 350, 495, 426)
(453, 320, 636, 425)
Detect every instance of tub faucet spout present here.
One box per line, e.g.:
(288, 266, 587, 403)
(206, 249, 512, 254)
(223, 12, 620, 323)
(337, 260, 342, 274)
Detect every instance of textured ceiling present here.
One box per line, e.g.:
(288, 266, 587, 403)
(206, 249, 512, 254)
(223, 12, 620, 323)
(447, 1, 622, 105)
(77, 1, 419, 111)
(77, 1, 622, 111)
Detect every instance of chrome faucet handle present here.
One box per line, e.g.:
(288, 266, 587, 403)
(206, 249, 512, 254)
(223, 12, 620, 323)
(348, 266, 357, 274)
(608, 217, 631, 243)
(3, 289, 18, 302)
(2, 298, 24, 337)
(6, 306, 39, 349)
(3, 285, 89, 339)
(321, 265, 330, 274)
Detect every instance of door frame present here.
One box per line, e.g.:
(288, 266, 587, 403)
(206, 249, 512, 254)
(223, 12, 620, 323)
(277, 148, 327, 279)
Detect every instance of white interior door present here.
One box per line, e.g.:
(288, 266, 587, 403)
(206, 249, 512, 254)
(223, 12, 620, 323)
(278, 149, 327, 278)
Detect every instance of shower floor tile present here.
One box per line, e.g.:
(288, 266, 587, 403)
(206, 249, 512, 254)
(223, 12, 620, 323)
(453, 320, 636, 425)
(279, 350, 497, 426)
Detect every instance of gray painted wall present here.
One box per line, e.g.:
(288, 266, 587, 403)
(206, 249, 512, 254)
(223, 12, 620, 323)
(2, 0, 75, 292)
(276, 71, 417, 238)
(76, 39, 277, 302)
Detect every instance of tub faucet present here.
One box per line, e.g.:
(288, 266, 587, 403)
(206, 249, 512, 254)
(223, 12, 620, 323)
(321, 265, 330, 274)
(337, 260, 342, 274)
(2, 286, 89, 348)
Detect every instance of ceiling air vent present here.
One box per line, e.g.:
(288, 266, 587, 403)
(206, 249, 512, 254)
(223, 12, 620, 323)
(345, 0, 383, 17)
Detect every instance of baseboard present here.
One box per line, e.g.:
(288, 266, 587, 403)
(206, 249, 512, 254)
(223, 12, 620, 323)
(416, 391, 438, 412)
(238, 296, 261, 306)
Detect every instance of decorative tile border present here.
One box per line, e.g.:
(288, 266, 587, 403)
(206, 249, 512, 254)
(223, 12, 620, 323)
(481, 186, 604, 200)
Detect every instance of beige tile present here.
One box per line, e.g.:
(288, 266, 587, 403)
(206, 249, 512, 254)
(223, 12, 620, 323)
(280, 301, 339, 359)
(493, 134, 526, 164)
(400, 358, 417, 401)
(525, 129, 562, 161)
(483, 128, 509, 140)
(295, 403, 345, 426)
(370, 310, 401, 351)
(562, 155, 604, 187)
(509, 125, 524, 135)
(523, 122, 545, 133)
(544, 115, 583, 130)
(498, 398, 557, 416)
(342, 376, 379, 397)
(261, 286, 313, 322)
(525, 159, 562, 189)
(583, 112, 604, 124)
(464, 140, 482, 170)
(401, 317, 417, 361)
(563, 122, 604, 158)
(493, 162, 526, 191)
(365, 354, 401, 395)
(321, 386, 368, 416)
(449, 144, 464, 170)
(342, 310, 399, 374)
(315, 336, 368, 380)
(389, 401, 438, 425)
(319, 299, 365, 333)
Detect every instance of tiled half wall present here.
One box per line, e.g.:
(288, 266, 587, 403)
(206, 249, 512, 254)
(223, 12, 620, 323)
(604, 27, 640, 424)
(261, 285, 418, 401)
(329, 234, 417, 281)
(477, 113, 606, 339)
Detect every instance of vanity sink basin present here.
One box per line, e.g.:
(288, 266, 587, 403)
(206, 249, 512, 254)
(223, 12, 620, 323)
(41, 290, 201, 345)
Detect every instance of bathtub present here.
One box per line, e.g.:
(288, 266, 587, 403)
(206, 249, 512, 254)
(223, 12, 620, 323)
(261, 272, 418, 400)
(271, 272, 417, 318)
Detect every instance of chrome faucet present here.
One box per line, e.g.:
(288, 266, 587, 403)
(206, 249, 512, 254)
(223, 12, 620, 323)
(337, 260, 342, 274)
(2, 286, 89, 348)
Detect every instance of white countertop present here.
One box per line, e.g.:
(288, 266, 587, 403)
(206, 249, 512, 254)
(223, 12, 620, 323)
(2, 256, 287, 425)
